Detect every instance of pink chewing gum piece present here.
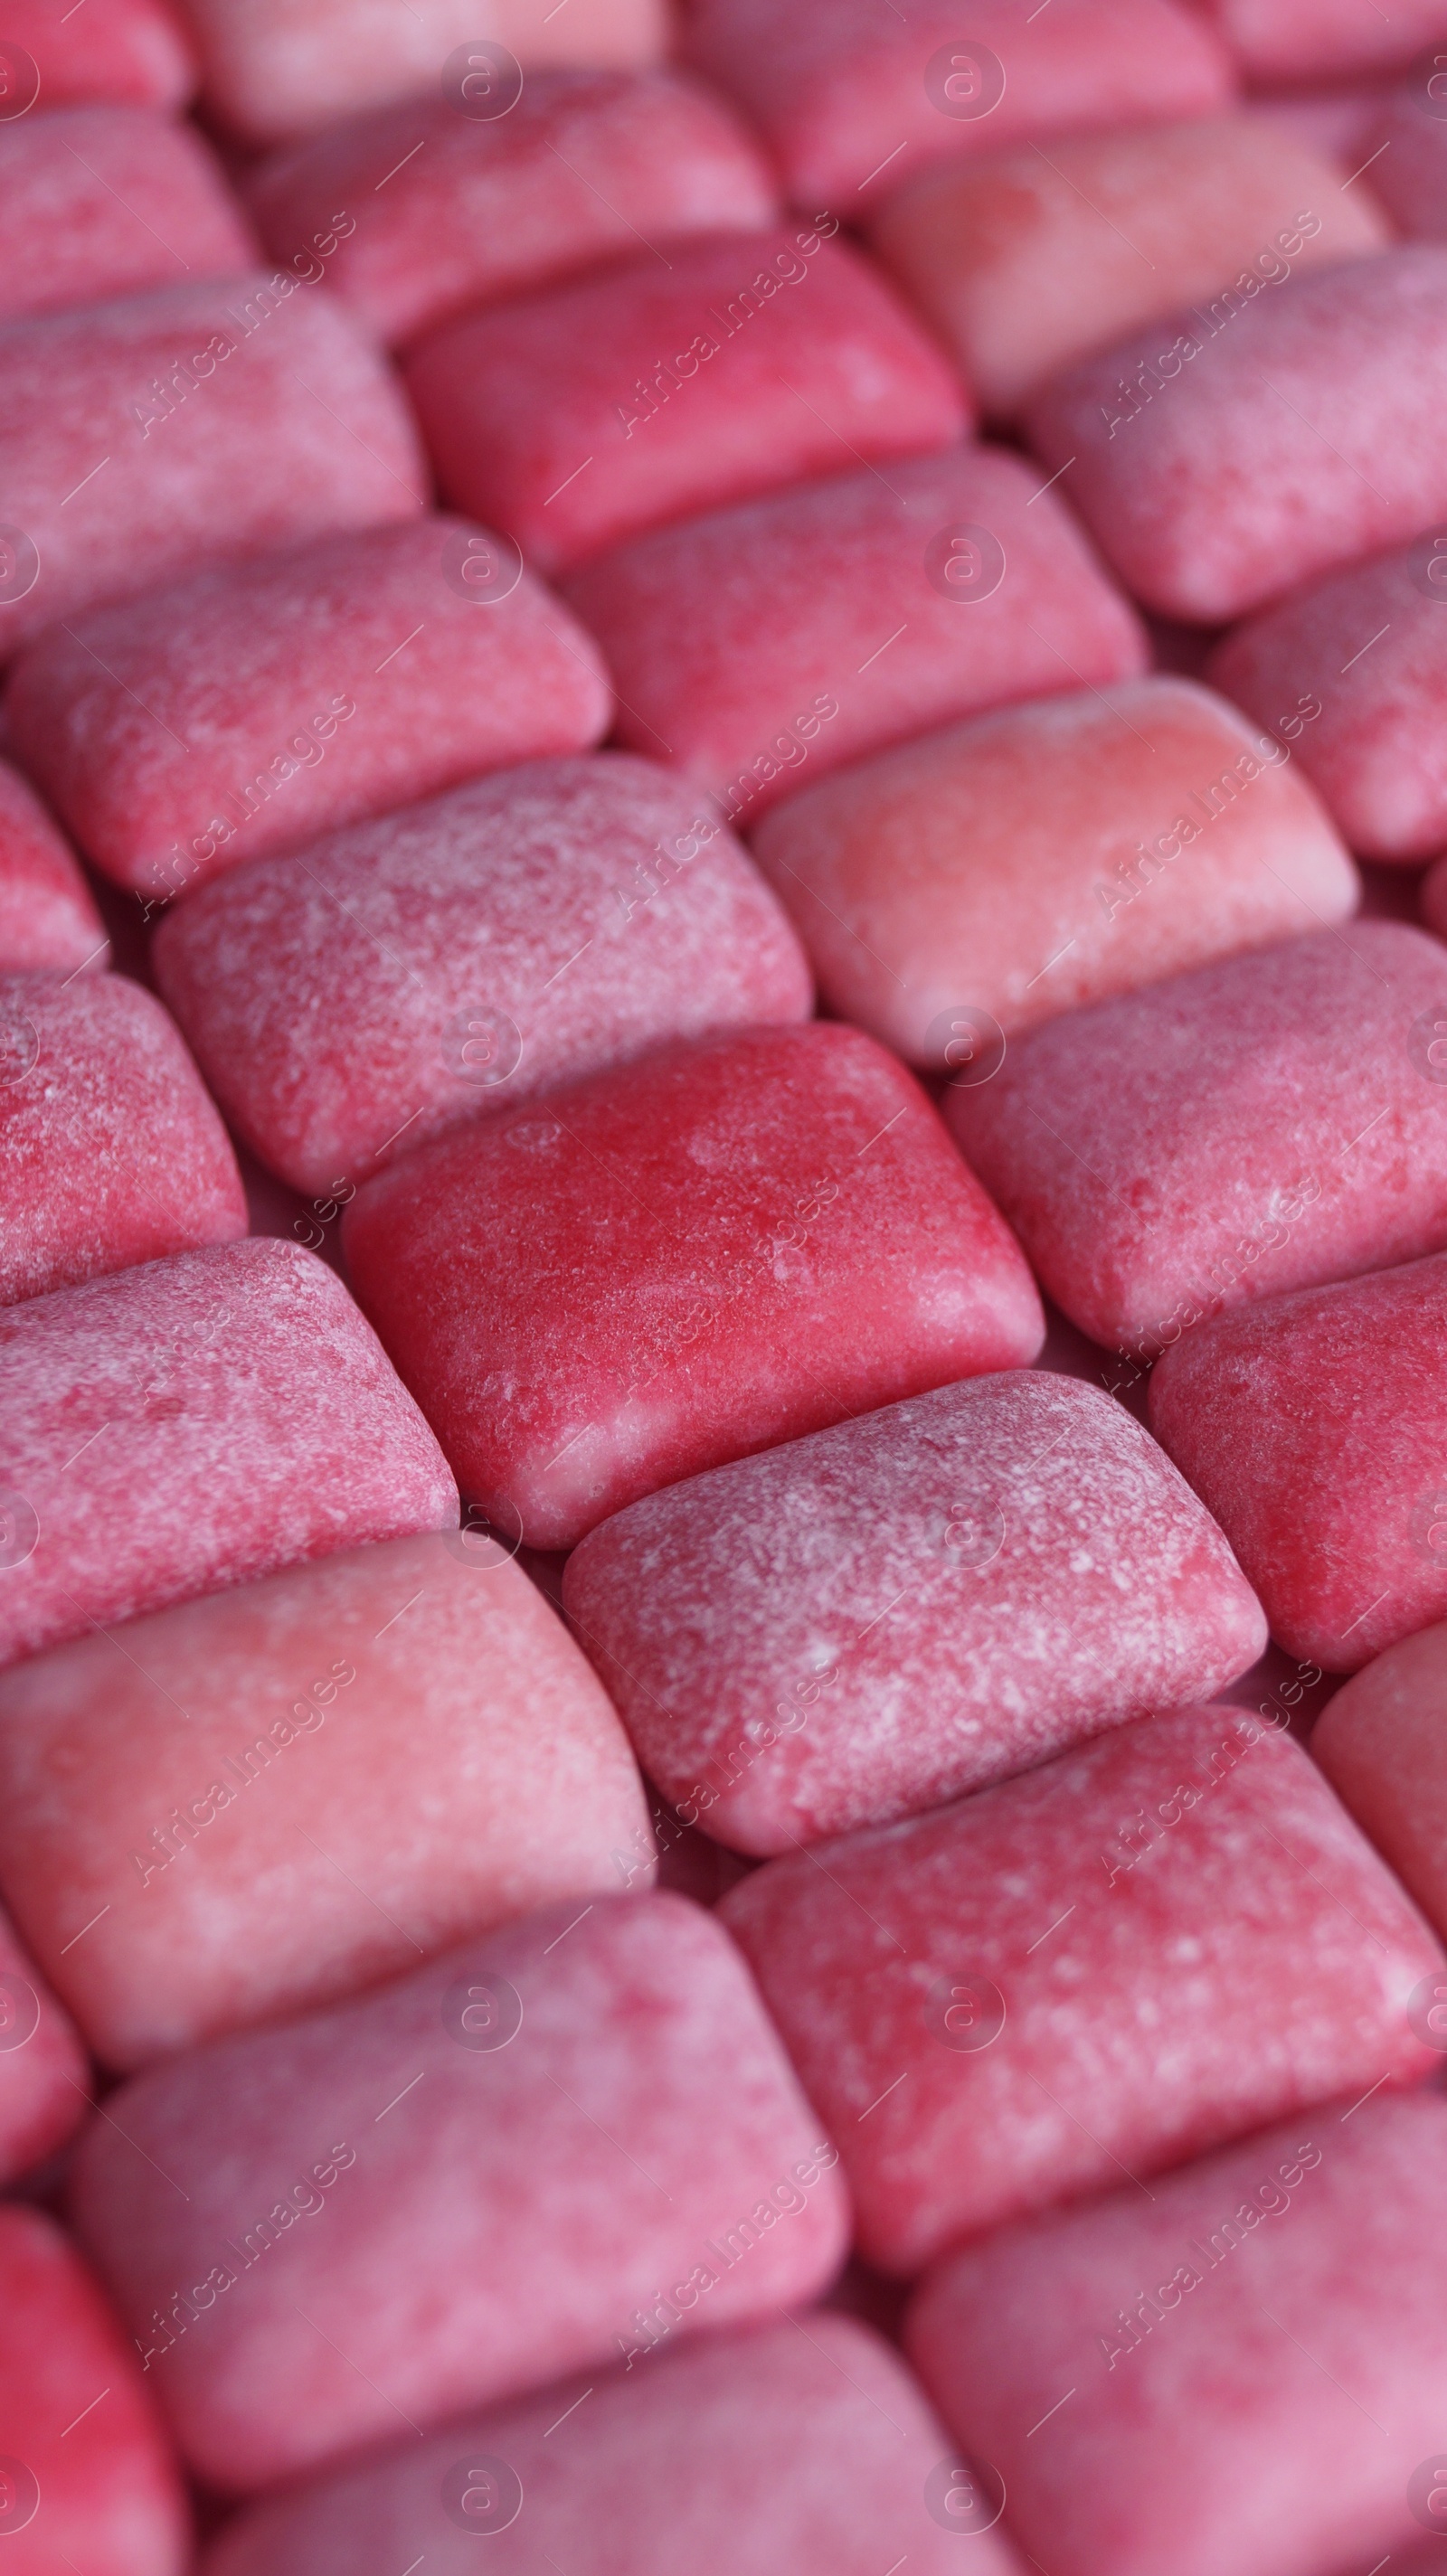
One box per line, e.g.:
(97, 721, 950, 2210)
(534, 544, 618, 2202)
(402, 227, 969, 575)
(1361, 93, 1447, 238)
(721, 1706, 1444, 2274)
(563, 1373, 1268, 1854)
(1149, 1250, 1447, 1669)
(0, 760, 108, 974)
(0, 273, 425, 660)
(343, 1021, 1046, 1552)
(905, 2093, 1447, 2576)
(749, 676, 1357, 1058)
(0, 973, 245, 1307)
(559, 446, 1147, 827)
(202, 2315, 1017, 2576)
(0, 2205, 189, 2576)
(1196, 0, 1447, 80)
(245, 70, 779, 349)
(1243, 81, 1399, 171)
(5, 520, 612, 904)
(70, 1892, 851, 2492)
(0, 1898, 89, 2184)
(949, 922, 1447, 1360)
(1314, 1620, 1447, 1946)
(869, 116, 1386, 419)
(1025, 247, 1447, 623)
(681, 0, 1234, 207)
(0, 1236, 458, 1671)
(151, 755, 812, 1198)
(490, 0, 667, 69)
(0, 0, 194, 110)
(0, 107, 254, 325)
(1210, 542, 1447, 862)
(0, 1531, 651, 2069)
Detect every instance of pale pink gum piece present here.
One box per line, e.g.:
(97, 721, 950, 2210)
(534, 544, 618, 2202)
(1196, 0, 1447, 79)
(0, 1531, 652, 2069)
(0, 1236, 458, 1671)
(0, 760, 109, 974)
(246, 69, 779, 347)
(1362, 93, 1447, 238)
(906, 2093, 1447, 2576)
(0, 106, 254, 324)
(0, 972, 245, 1307)
(0, 0, 195, 109)
(1315, 1620, 1447, 1948)
(492, 0, 667, 69)
(682, 0, 1234, 206)
(563, 1372, 1267, 1853)
(950, 922, 1447, 1358)
(750, 676, 1357, 1056)
(343, 1021, 1045, 1552)
(203, 2316, 1019, 2576)
(722, 1705, 1444, 2274)
(0, 2204, 189, 2576)
(403, 228, 969, 574)
(1025, 247, 1447, 622)
(0, 273, 425, 658)
(69, 1892, 852, 2492)
(1149, 1249, 1447, 1669)
(6, 519, 612, 901)
(560, 445, 1147, 826)
(151, 755, 812, 1197)
(0, 1896, 90, 2184)
(1237, 82, 1396, 175)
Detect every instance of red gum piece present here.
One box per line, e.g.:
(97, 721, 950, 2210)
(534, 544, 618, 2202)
(6, 520, 612, 901)
(343, 1022, 1046, 1552)
(245, 70, 780, 349)
(563, 1373, 1267, 1854)
(69, 1892, 851, 2492)
(151, 755, 812, 1197)
(949, 922, 1447, 1359)
(0, 107, 254, 325)
(721, 1707, 1444, 2274)
(403, 228, 969, 575)
(0, 1237, 458, 1671)
(1196, 0, 1447, 80)
(0, 0, 194, 110)
(1315, 1619, 1447, 1946)
(0, 760, 108, 975)
(0, 1899, 89, 2185)
(560, 446, 1147, 826)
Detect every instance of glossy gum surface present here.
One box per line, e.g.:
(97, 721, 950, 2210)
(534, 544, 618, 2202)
(1196, 0, 1447, 78)
(0, 0, 194, 109)
(343, 1021, 1046, 1551)
(70, 1893, 852, 2491)
(1314, 1619, 1447, 1945)
(0, 1898, 89, 2186)
(563, 1372, 1267, 1852)
(0, 762, 108, 975)
(0, 107, 254, 324)
(152, 755, 812, 1196)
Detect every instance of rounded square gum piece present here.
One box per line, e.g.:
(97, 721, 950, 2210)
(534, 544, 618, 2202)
(0, 0, 195, 110)
(245, 70, 780, 349)
(1314, 1620, 1447, 1944)
(1149, 1250, 1447, 1670)
(0, 760, 108, 974)
(0, 273, 426, 660)
(949, 922, 1447, 1359)
(559, 446, 1148, 828)
(750, 677, 1357, 1058)
(1025, 248, 1447, 623)
(202, 2315, 1017, 2576)
(905, 2093, 1447, 2576)
(0, 1531, 653, 2069)
(869, 116, 1386, 419)
(563, 1373, 1268, 1854)
(0, 1898, 90, 2184)
(721, 1706, 1445, 2274)
(0, 2205, 189, 2576)
(681, 0, 1234, 207)
(0, 972, 246, 1307)
(343, 1022, 1046, 1552)
(151, 756, 812, 1197)
(403, 228, 969, 576)
(5, 520, 612, 904)
(0, 106, 254, 325)
(69, 1892, 852, 2492)
(0, 1236, 459, 1671)
(1197, 0, 1447, 79)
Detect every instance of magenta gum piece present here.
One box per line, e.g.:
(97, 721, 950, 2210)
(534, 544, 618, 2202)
(5, 520, 612, 902)
(560, 446, 1147, 826)
(1314, 1620, 1447, 1946)
(721, 1706, 1444, 2274)
(1025, 248, 1447, 623)
(343, 1022, 1046, 1552)
(0, 107, 254, 325)
(151, 756, 812, 1197)
(0, 760, 108, 975)
(403, 227, 969, 575)
(950, 922, 1447, 1359)
(0, 1236, 458, 1671)
(1149, 1250, 1447, 1670)
(0, 1531, 652, 2069)
(0, 0, 195, 110)
(0, 1897, 89, 2185)
(563, 1373, 1267, 1853)
(0, 273, 425, 659)
(906, 2093, 1447, 2576)
(0, 973, 245, 1307)
(246, 70, 780, 349)
(70, 1892, 851, 2492)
